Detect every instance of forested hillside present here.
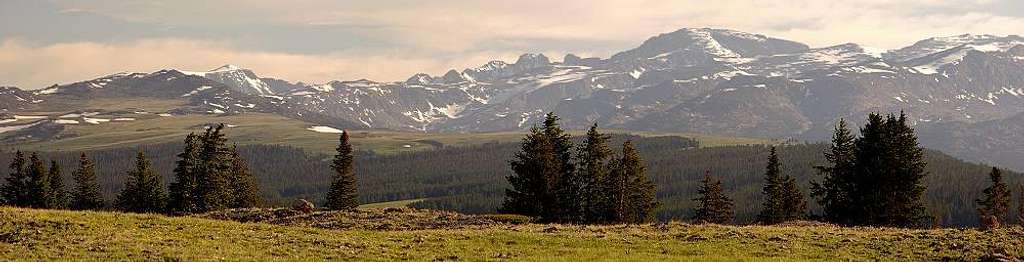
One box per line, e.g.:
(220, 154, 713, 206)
(0, 135, 1016, 226)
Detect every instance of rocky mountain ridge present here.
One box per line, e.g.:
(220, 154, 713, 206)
(3, 28, 1024, 170)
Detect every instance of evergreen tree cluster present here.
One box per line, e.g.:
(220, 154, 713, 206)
(3, 114, 1020, 227)
(811, 112, 931, 227)
(501, 113, 658, 224)
(166, 124, 261, 214)
(1, 124, 262, 214)
(2, 151, 105, 210)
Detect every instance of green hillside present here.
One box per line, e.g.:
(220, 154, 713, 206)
(1, 112, 770, 155)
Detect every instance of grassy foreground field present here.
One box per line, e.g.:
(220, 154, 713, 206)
(1, 207, 1022, 261)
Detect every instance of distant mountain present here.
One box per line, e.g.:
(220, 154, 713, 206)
(180, 65, 275, 95)
(3, 28, 1024, 170)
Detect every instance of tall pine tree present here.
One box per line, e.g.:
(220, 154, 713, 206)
(758, 146, 785, 224)
(759, 147, 806, 224)
(810, 119, 857, 225)
(779, 174, 806, 222)
(557, 123, 608, 223)
(25, 153, 49, 208)
(693, 171, 733, 224)
(879, 112, 929, 227)
(1, 151, 28, 206)
(542, 113, 576, 222)
(976, 167, 1011, 223)
(603, 157, 628, 223)
(228, 145, 261, 208)
(1018, 184, 1024, 225)
(576, 124, 613, 223)
(501, 126, 555, 218)
(620, 141, 658, 224)
(501, 112, 574, 222)
(168, 133, 201, 213)
(196, 124, 232, 212)
(325, 131, 358, 210)
(70, 153, 105, 210)
(115, 151, 166, 213)
(46, 160, 68, 209)
(843, 112, 929, 227)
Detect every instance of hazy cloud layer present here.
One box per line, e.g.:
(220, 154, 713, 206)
(2, 0, 1023, 88)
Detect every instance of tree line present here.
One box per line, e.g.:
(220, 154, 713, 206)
(1, 124, 359, 214)
(501, 113, 658, 224)
(691, 112, 931, 226)
(1, 151, 100, 210)
(689, 112, 1024, 227)
(2, 113, 1020, 227)
(504, 112, 1024, 228)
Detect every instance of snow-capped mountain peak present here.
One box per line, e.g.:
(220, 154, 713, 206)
(211, 64, 244, 72)
(406, 73, 435, 85)
(180, 65, 274, 95)
(885, 34, 1024, 63)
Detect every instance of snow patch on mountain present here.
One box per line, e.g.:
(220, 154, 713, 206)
(307, 126, 344, 134)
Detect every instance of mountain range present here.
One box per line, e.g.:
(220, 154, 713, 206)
(2, 28, 1024, 171)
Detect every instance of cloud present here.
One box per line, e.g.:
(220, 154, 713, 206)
(4, 0, 1024, 88)
(50, 0, 1024, 51)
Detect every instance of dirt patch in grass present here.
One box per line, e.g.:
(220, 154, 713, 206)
(196, 207, 525, 230)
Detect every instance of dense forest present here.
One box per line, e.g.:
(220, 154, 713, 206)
(0, 131, 1018, 226)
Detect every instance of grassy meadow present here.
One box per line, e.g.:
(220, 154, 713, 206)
(5, 111, 772, 155)
(0, 207, 1021, 261)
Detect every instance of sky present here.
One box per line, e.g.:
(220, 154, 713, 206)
(2, 0, 1024, 89)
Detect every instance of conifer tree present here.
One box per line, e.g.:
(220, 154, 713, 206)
(501, 126, 555, 218)
(758, 146, 785, 224)
(502, 113, 574, 222)
(1, 151, 28, 206)
(325, 131, 358, 210)
(693, 171, 733, 224)
(880, 112, 929, 227)
(555, 123, 605, 223)
(168, 133, 201, 213)
(227, 145, 261, 208)
(1018, 184, 1024, 225)
(779, 175, 806, 221)
(25, 153, 49, 208)
(976, 167, 1011, 223)
(196, 124, 232, 212)
(754, 147, 806, 224)
(603, 157, 628, 223)
(46, 160, 68, 209)
(542, 113, 576, 221)
(851, 113, 893, 226)
(810, 119, 856, 225)
(576, 124, 613, 223)
(850, 112, 929, 227)
(70, 153, 105, 210)
(115, 151, 166, 213)
(620, 141, 658, 224)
